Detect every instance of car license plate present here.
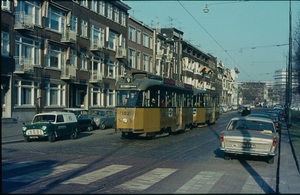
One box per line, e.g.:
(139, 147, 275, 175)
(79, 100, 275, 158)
(30, 136, 38, 139)
(242, 144, 255, 148)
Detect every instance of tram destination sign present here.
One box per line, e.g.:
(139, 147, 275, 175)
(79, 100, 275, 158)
(119, 84, 137, 89)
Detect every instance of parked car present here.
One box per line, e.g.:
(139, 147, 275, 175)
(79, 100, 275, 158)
(273, 104, 283, 110)
(246, 113, 282, 133)
(63, 108, 95, 132)
(89, 109, 115, 130)
(22, 112, 79, 142)
(219, 116, 279, 164)
(269, 109, 285, 123)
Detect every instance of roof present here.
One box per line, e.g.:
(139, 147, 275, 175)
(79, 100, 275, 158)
(230, 116, 273, 123)
(36, 112, 75, 115)
(63, 108, 88, 111)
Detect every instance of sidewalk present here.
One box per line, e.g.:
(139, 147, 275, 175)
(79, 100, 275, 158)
(278, 123, 300, 193)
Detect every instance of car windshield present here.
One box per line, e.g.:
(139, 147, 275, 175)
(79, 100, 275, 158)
(33, 115, 55, 123)
(90, 110, 106, 116)
(227, 120, 274, 132)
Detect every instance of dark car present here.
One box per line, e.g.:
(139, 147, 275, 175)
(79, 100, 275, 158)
(89, 109, 115, 130)
(63, 108, 95, 132)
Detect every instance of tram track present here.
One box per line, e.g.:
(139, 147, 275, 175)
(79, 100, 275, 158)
(85, 128, 217, 193)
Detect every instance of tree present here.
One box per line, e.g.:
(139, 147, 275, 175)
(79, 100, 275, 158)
(293, 10, 300, 94)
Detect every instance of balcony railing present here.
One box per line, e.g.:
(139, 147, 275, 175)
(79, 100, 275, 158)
(61, 30, 77, 43)
(115, 48, 126, 59)
(90, 39, 104, 51)
(61, 65, 77, 80)
(14, 12, 34, 30)
(14, 57, 34, 74)
(90, 70, 103, 83)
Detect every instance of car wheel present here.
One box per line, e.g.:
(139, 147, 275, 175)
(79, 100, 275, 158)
(70, 128, 78, 139)
(100, 123, 106, 130)
(224, 153, 231, 160)
(24, 137, 30, 142)
(48, 132, 55, 142)
(267, 156, 274, 164)
(87, 125, 93, 132)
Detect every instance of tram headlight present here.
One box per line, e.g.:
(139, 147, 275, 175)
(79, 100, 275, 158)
(122, 118, 128, 123)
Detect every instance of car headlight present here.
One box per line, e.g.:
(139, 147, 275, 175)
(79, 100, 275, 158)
(42, 126, 47, 130)
(22, 126, 27, 131)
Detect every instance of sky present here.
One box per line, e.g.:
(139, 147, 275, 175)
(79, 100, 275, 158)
(122, 0, 300, 82)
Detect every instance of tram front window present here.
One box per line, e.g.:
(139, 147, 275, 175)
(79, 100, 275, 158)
(117, 91, 140, 107)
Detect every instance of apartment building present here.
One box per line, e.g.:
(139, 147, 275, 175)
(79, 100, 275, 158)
(1, 0, 130, 121)
(1, 0, 229, 122)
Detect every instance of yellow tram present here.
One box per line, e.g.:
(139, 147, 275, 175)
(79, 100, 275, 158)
(192, 89, 220, 127)
(115, 72, 193, 138)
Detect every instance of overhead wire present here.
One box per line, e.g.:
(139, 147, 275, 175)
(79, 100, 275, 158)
(176, 0, 255, 79)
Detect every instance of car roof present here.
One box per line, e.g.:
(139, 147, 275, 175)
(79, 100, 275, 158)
(36, 112, 74, 115)
(230, 116, 273, 123)
(246, 114, 270, 118)
(63, 108, 88, 111)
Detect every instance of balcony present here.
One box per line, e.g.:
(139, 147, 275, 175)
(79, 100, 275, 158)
(60, 65, 77, 80)
(61, 30, 77, 43)
(90, 39, 104, 51)
(115, 48, 126, 59)
(156, 51, 164, 59)
(14, 57, 34, 74)
(90, 70, 103, 83)
(14, 12, 34, 31)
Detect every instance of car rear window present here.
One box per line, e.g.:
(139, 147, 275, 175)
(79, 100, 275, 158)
(228, 120, 274, 132)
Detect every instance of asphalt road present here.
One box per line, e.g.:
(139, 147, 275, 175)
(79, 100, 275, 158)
(2, 110, 282, 193)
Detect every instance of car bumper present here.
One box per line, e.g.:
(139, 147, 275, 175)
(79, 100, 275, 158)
(219, 146, 277, 156)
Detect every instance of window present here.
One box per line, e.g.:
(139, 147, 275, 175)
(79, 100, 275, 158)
(149, 36, 153, 49)
(15, 36, 40, 65)
(1, 32, 9, 56)
(79, 0, 88, 7)
(80, 19, 88, 37)
(1, 0, 10, 11)
(136, 51, 141, 70)
(149, 56, 153, 73)
(90, 24, 104, 48)
(57, 115, 64, 122)
(69, 49, 77, 67)
(143, 33, 149, 47)
(129, 26, 136, 42)
(15, 1, 41, 25)
(106, 3, 113, 19)
(14, 81, 39, 106)
(90, 56, 103, 73)
(91, 87, 102, 106)
(98, 0, 105, 16)
(107, 89, 114, 106)
(80, 53, 87, 70)
(69, 15, 77, 32)
(114, 7, 119, 23)
(143, 54, 148, 71)
(107, 31, 116, 50)
(128, 49, 135, 68)
(120, 11, 126, 26)
(136, 30, 141, 44)
(46, 7, 66, 32)
(90, 0, 97, 12)
(45, 45, 64, 69)
(107, 60, 115, 78)
(45, 83, 65, 106)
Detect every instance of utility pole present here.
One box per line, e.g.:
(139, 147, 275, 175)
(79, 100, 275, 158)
(287, 0, 292, 126)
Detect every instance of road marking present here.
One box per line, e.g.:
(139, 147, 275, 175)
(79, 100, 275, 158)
(115, 168, 177, 191)
(175, 171, 224, 193)
(2, 161, 43, 171)
(61, 164, 132, 184)
(3, 164, 86, 183)
(241, 175, 273, 193)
